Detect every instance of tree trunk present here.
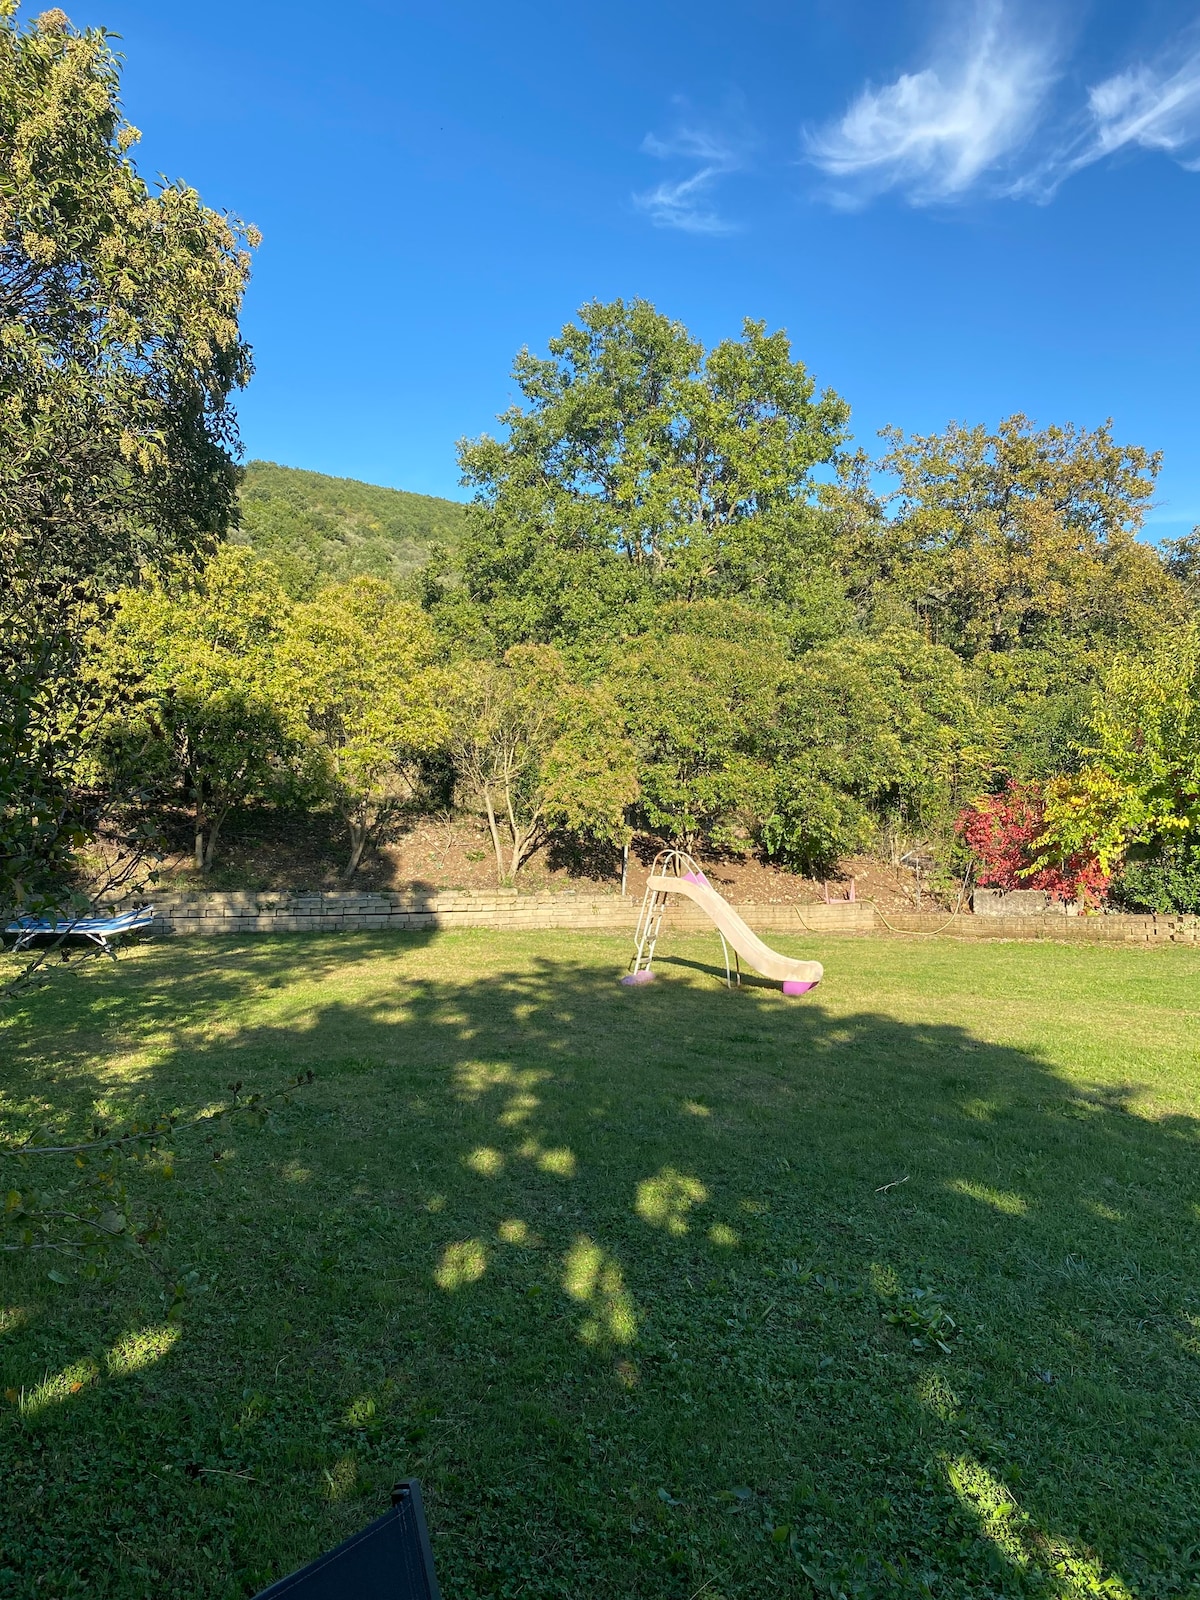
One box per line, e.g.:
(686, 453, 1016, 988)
(192, 780, 206, 872)
(482, 785, 506, 882)
(509, 819, 543, 880)
(186, 756, 205, 872)
(502, 776, 544, 881)
(343, 816, 370, 880)
(201, 805, 229, 873)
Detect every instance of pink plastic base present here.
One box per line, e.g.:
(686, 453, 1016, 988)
(620, 970, 655, 986)
(782, 980, 818, 996)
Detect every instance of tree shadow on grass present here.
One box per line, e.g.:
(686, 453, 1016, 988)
(1, 932, 1199, 1599)
(656, 952, 781, 990)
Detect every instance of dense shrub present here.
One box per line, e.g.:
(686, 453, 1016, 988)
(1110, 837, 1200, 915)
(759, 770, 873, 876)
(958, 782, 1110, 906)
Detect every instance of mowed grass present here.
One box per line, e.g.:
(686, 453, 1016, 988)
(3, 929, 1200, 1600)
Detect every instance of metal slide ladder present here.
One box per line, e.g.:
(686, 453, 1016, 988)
(627, 849, 740, 988)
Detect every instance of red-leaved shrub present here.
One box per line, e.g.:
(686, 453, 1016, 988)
(957, 782, 1110, 906)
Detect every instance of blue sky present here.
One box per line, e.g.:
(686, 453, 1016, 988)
(71, 0, 1200, 539)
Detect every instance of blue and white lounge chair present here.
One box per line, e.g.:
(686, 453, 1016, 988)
(4, 905, 154, 955)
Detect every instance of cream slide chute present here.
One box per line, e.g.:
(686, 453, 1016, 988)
(621, 850, 823, 996)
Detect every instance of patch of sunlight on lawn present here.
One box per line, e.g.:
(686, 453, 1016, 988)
(434, 1239, 488, 1290)
(464, 1146, 505, 1176)
(517, 1137, 576, 1175)
(944, 1453, 1135, 1599)
(19, 1324, 179, 1417)
(106, 1324, 180, 1378)
(497, 1218, 540, 1246)
(562, 1236, 637, 1346)
(635, 1165, 708, 1234)
(947, 1178, 1030, 1216)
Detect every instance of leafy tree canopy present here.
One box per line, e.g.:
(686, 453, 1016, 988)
(278, 578, 447, 877)
(0, 2, 256, 917)
(1162, 528, 1200, 610)
(452, 298, 850, 648)
(969, 644, 1098, 785)
(829, 415, 1186, 655)
(0, 4, 255, 581)
(765, 629, 990, 873)
(449, 646, 637, 880)
(615, 628, 785, 854)
(98, 548, 295, 873)
(1036, 626, 1200, 875)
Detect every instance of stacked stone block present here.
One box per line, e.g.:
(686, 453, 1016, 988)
(878, 911, 1200, 945)
(145, 890, 874, 940)
(127, 891, 1197, 947)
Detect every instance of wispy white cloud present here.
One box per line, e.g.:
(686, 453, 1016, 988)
(804, 2, 1057, 206)
(1089, 47, 1200, 164)
(634, 125, 744, 234)
(1019, 39, 1200, 197)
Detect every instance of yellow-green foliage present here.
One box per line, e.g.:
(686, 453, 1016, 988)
(98, 549, 296, 871)
(1036, 626, 1200, 873)
(449, 645, 638, 881)
(0, 4, 255, 575)
(0, 3, 255, 914)
(278, 579, 448, 876)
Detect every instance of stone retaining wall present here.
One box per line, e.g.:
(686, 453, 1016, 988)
(972, 888, 1078, 916)
(876, 910, 1200, 945)
(147, 890, 875, 940)
(133, 891, 1198, 947)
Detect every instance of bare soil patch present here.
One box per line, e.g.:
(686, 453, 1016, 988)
(119, 807, 941, 912)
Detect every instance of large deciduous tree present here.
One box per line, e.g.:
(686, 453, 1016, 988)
(1034, 626, 1200, 878)
(450, 299, 850, 647)
(614, 604, 785, 854)
(0, 4, 256, 917)
(828, 416, 1186, 655)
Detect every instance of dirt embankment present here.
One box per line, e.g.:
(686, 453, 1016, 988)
(101, 808, 945, 914)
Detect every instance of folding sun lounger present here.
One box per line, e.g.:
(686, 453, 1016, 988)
(4, 905, 154, 955)
(252, 1480, 442, 1599)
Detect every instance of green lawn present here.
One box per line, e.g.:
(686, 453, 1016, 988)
(3, 929, 1200, 1599)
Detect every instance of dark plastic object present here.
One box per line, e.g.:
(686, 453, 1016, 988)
(252, 1480, 441, 1599)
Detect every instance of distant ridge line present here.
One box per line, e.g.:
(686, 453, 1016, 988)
(244, 459, 468, 507)
(235, 458, 468, 594)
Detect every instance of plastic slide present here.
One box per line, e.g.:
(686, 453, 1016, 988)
(622, 851, 823, 996)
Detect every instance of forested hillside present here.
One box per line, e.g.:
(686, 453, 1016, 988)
(234, 460, 467, 595)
